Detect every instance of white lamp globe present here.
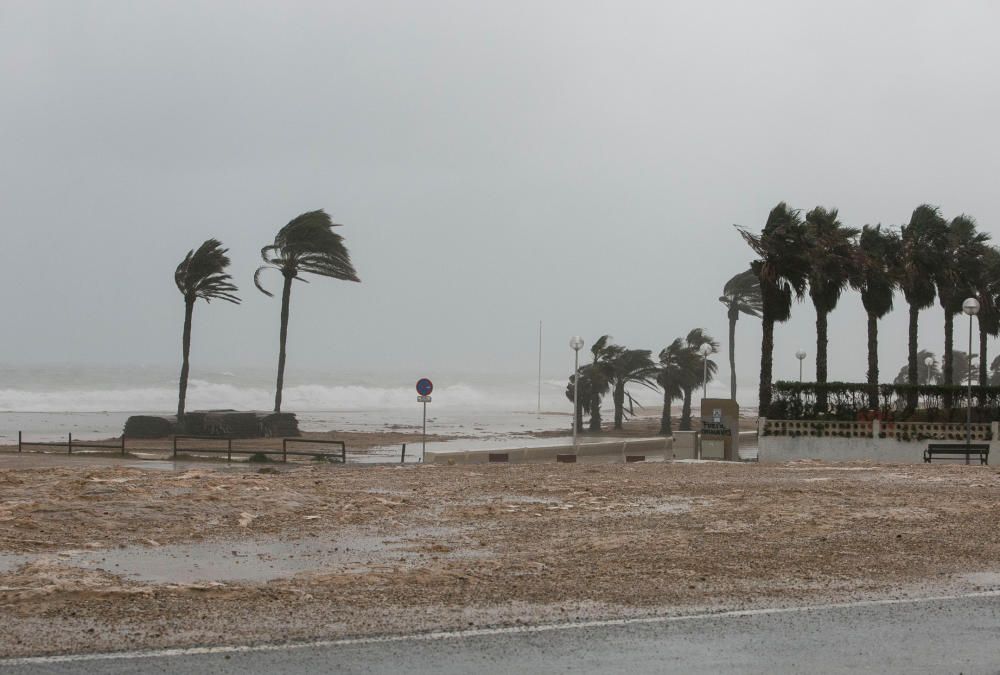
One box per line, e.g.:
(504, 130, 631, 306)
(569, 336, 584, 351)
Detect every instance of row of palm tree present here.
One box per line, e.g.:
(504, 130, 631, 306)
(739, 202, 995, 414)
(565, 331, 719, 435)
(174, 210, 359, 419)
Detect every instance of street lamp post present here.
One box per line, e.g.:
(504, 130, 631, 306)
(963, 298, 980, 459)
(700, 344, 713, 400)
(569, 336, 584, 451)
(795, 350, 807, 383)
(924, 355, 935, 410)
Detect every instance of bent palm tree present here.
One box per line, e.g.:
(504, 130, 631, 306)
(175, 239, 240, 418)
(606, 347, 658, 430)
(718, 269, 762, 401)
(586, 335, 613, 431)
(565, 364, 595, 434)
(804, 207, 859, 412)
(738, 202, 810, 413)
(679, 329, 718, 430)
(899, 205, 948, 409)
(851, 225, 901, 409)
(657, 340, 686, 435)
(255, 210, 360, 413)
(893, 350, 940, 385)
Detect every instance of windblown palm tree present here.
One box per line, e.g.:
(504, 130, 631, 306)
(657, 339, 686, 435)
(737, 202, 810, 413)
(174, 239, 240, 418)
(945, 351, 978, 386)
(678, 329, 718, 430)
(255, 210, 360, 413)
(899, 205, 948, 409)
(851, 225, 901, 409)
(989, 355, 1000, 386)
(605, 347, 658, 430)
(585, 335, 613, 431)
(565, 364, 595, 434)
(893, 350, 940, 385)
(804, 207, 859, 412)
(935, 214, 989, 406)
(718, 269, 762, 401)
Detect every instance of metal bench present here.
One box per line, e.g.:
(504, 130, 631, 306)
(924, 443, 989, 465)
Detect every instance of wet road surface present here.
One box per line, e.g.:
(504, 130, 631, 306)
(5, 592, 1000, 674)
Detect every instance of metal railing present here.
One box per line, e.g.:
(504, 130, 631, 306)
(281, 438, 346, 463)
(17, 432, 127, 455)
(9, 432, 352, 464)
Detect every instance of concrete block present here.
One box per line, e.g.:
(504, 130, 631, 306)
(623, 439, 666, 456)
(671, 432, 698, 460)
(577, 441, 624, 458)
(701, 439, 725, 460)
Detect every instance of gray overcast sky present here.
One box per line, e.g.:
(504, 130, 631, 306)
(2, 1, 999, 392)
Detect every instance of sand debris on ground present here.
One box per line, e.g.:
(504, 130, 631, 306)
(1, 460, 999, 658)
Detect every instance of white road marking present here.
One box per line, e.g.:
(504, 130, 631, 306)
(4, 589, 1000, 666)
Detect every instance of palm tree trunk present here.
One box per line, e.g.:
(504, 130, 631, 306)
(943, 310, 954, 409)
(660, 387, 673, 435)
(906, 304, 919, 410)
(273, 274, 294, 413)
(728, 309, 738, 401)
(613, 383, 625, 430)
(177, 298, 195, 420)
(979, 328, 988, 406)
(816, 307, 828, 412)
(759, 318, 774, 415)
(588, 392, 601, 431)
(680, 387, 693, 431)
(866, 311, 879, 410)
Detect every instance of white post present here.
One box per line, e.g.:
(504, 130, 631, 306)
(968, 312, 973, 457)
(962, 298, 981, 459)
(569, 336, 584, 452)
(572, 348, 580, 450)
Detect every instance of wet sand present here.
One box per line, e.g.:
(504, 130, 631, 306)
(1, 459, 999, 658)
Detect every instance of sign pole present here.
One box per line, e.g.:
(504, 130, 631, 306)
(415, 378, 433, 463)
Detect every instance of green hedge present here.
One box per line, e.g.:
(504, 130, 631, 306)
(768, 381, 1000, 422)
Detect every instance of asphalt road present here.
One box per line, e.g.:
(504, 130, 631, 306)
(5, 593, 1000, 674)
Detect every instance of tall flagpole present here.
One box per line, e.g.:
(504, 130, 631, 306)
(537, 320, 542, 416)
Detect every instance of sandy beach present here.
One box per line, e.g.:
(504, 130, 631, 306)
(1, 457, 998, 658)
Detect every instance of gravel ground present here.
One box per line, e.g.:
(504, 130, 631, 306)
(1, 460, 999, 657)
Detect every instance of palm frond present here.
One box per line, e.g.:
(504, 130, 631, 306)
(254, 266, 275, 297)
(175, 239, 240, 304)
(259, 210, 361, 288)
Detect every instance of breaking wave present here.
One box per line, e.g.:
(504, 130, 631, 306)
(0, 379, 549, 413)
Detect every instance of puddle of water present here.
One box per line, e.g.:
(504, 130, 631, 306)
(0, 528, 477, 584)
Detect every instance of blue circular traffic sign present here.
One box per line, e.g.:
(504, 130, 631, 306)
(416, 378, 433, 396)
